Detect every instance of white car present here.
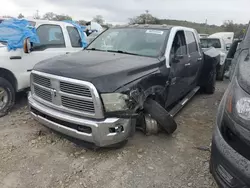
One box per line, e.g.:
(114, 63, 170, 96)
(200, 37, 227, 80)
(0, 19, 85, 116)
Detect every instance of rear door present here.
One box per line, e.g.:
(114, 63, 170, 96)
(166, 30, 190, 106)
(185, 31, 202, 87)
(66, 26, 84, 51)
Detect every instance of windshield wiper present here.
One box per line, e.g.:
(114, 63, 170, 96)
(106, 50, 140, 56)
(86, 48, 105, 52)
(87, 48, 141, 56)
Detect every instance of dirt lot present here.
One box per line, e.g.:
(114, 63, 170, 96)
(0, 81, 229, 188)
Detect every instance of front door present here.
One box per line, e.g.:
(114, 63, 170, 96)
(166, 30, 190, 107)
(20, 24, 81, 88)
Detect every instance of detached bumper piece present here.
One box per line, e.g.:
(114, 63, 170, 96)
(28, 95, 133, 147)
(210, 125, 250, 188)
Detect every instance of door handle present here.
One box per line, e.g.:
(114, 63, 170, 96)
(185, 63, 191, 66)
(197, 57, 202, 61)
(66, 52, 70, 54)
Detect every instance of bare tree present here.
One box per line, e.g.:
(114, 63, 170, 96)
(42, 12, 72, 21)
(18, 13, 24, 19)
(78, 20, 87, 25)
(93, 15, 105, 25)
(43, 12, 56, 20)
(54, 14, 72, 21)
(129, 13, 159, 24)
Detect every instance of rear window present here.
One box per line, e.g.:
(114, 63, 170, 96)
(67, 26, 82, 47)
(201, 38, 221, 48)
(185, 31, 199, 53)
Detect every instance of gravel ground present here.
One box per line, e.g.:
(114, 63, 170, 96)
(0, 81, 229, 188)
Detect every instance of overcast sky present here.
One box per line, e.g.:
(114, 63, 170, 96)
(1, 0, 249, 25)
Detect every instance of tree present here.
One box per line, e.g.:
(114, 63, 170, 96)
(222, 20, 247, 39)
(18, 13, 24, 19)
(42, 12, 72, 21)
(93, 15, 104, 25)
(43, 12, 56, 20)
(129, 13, 159, 24)
(78, 20, 87, 25)
(54, 14, 72, 21)
(223, 20, 235, 32)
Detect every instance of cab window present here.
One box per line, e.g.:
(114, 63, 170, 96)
(33, 24, 65, 51)
(170, 30, 187, 57)
(67, 26, 82, 48)
(185, 31, 198, 53)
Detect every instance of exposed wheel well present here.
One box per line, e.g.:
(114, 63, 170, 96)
(0, 68, 17, 91)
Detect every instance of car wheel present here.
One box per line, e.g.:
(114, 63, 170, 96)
(143, 98, 177, 134)
(0, 77, 15, 117)
(204, 69, 216, 94)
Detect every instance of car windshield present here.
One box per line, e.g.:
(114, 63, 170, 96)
(87, 28, 169, 57)
(200, 38, 221, 48)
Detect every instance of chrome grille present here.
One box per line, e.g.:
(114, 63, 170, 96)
(34, 85, 52, 102)
(33, 74, 51, 88)
(60, 82, 92, 97)
(61, 96, 95, 113)
(31, 71, 103, 119)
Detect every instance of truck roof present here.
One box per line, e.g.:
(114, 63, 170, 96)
(113, 24, 198, 32)
(27, 18, 74, 27)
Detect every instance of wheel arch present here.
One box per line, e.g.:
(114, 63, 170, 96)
(0, 68, 17, 92)
(127, 73, 168, 108)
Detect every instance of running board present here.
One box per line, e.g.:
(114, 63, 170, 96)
(169, 86, 200, 117)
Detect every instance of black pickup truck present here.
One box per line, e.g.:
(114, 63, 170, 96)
(28, 25, 219, 147)
(210, 23, 250, 187)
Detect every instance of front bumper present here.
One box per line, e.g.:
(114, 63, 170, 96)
(210, 124, 250, 188)
(28, 95, 134, 147)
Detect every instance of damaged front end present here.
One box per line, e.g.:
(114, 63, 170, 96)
(103, 83, 177, 137)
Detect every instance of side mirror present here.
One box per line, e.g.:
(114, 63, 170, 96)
(173, 54, 184, 63)
(23, 38, 31, 53)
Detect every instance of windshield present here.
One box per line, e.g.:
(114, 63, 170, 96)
(200, 38, 221, 48)
(87, 28, 169, 57)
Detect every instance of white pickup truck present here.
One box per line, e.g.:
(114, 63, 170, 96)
(200, 37, 227, 80)
(0, 19, 85, 117)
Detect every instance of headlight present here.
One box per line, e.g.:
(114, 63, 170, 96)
(236, 97, 250, 120)
(101, 93, 129, 112)
(226, 78, 250, 123)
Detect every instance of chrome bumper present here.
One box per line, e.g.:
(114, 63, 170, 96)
(28, 94, 133, 147)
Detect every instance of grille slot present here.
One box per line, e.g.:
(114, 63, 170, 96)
(33, 74, 51, 88)
(61, 96, 95, 113)
(60, 82, 92, 97)
(34, 86, 52, 102)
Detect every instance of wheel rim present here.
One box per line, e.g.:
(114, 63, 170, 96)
(0, 87, 8, 110)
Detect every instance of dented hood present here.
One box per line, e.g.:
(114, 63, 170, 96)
(33, 50, 163, 92)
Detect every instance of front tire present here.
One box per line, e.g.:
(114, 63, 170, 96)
(0, 77, 15, 117)
(143, 98, 177, 134)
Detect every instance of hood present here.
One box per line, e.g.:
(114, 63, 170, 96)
(33, 50, 163, 92)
